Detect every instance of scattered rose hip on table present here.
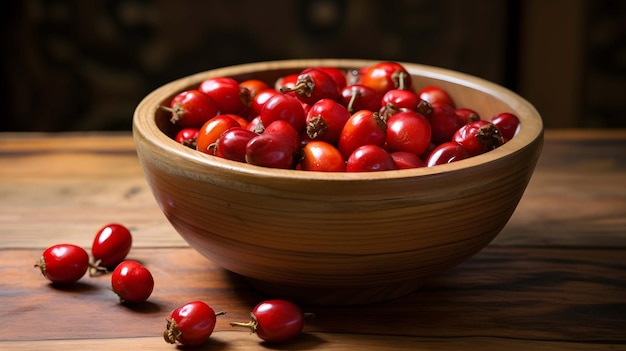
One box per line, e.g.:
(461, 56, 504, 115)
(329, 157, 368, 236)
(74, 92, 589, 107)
(110, 260, 154, 304)
(164, 300, 224, 346)
(230, 299, 305, 343)
(91, 223, 132, 273)
(35, 243, 90, 284)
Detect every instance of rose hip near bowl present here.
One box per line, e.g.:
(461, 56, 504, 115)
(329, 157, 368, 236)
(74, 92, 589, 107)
(133, 59, 543, 305)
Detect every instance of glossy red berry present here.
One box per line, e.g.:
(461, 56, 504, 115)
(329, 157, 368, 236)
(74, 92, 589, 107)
(239, 79, 272, 98)
(390, 151, 425, 169)
(214, 127, 258, 163)
(300, 141, 346, 172)
(339, 84, 382, 114)
(110, 260, 154, 304)
(428, 103, 464, 145)
(230, 299, 305, 343)
(490, 112, 520, 140)
(346, 144, 397, 172)
(263, 120, 301, 151)
(245, 133, 297, 169)
(455, 107, 480, 124)
(91, 223, 132, 271)
(164, 301, 222, 346)
(165, 90, 218, 129)
(220, 113, 250, 129)
(35, 244, 89, 284)
(275, 73, 299, 91)
(280, 68, 340, 105)
(175, 128, 200, 149)
(306, 98, 351, 144)
(249, 89, 281, 120)
(416, 85, 455, 108)
(381, 89, 421, 111)
(453, 120, 505, 156)
(196, 115, 241, 155)
(385, 111, 432, 156)
(361, 61, 412, 94)
(316, 66, 347, 90)
(337, 110, 387, 160)
(199, 77, 251, 116)
(260, 93, 307, 133)
(246, 116, 264, 133)
(426, 141, 471, 166)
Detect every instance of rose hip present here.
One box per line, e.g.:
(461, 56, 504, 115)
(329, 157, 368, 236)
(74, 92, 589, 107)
(453, 120, 505, 156)
(306, 98, 351, 144)
(91, 223, 132, 272)
(35, 244, 89, 284)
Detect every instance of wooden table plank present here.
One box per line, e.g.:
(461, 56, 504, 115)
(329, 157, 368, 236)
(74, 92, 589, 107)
(2, 247, 624, 342)
(0, 133, 185, 248)
(3, 334, 623, 351)
(497, 130, 626, 247)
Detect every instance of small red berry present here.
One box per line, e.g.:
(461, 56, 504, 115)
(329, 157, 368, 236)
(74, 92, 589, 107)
(490, 112, 520, 140)
(230, 299, 305, 343)
(110, 260, 154, 304)
(91, 223, 132, 272)
(35, 244, 89, 284)
(164, 301, 223, 346)
(164, 90, 218, 129)
(453, 120, 505, 156)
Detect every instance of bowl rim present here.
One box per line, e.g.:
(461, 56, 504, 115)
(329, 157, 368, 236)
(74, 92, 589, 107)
(133, 59, 543, 182)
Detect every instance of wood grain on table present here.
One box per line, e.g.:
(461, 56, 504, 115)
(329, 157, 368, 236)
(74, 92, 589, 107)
(1, 130, 625, 350)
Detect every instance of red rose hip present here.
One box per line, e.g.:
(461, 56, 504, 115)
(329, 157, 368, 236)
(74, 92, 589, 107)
(35, 244, 89, 284)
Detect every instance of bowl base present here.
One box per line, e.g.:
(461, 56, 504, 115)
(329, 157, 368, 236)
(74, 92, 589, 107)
(243, 277, 424, 306)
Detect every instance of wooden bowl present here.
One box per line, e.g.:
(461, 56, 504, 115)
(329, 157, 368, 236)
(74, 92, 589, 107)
(133, 59, 543, 305)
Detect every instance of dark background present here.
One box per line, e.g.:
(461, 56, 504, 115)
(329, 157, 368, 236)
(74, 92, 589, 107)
(1, 0, 624, 132)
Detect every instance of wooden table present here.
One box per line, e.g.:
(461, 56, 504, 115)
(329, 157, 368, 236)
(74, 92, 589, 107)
(1, 130, 625, 350)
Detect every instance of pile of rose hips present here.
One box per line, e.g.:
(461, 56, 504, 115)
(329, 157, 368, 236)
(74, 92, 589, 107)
(164, 61, 520, 171)
(35, 223, 309, 346)
(34, 223, 154, 303)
